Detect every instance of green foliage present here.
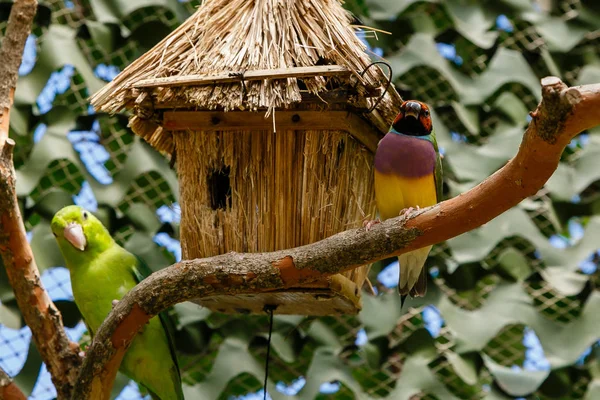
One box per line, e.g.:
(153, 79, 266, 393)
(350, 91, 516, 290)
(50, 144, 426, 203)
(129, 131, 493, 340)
(0, 0, 599, 399)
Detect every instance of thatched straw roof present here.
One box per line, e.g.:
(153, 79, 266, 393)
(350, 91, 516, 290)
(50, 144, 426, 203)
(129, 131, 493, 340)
(90, 0, 402, 141)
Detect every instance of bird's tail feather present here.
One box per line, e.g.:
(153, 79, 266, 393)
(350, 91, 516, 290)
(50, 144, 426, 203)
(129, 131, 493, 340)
(409, 267, 427, 297)
(398, 246, 431, 296)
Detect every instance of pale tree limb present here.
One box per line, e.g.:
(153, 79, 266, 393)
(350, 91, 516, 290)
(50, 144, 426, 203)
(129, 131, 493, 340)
(0, 367, 26, 400)
(73, 77, 600, 400)
(0, 1, 82, 399)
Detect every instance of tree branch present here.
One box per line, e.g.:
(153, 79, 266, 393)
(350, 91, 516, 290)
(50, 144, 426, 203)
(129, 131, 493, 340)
(0, 367, 26, 400)
(0, 1, 82, 399)
(73, 77, 600, 400)
(0, 0, 35, 145)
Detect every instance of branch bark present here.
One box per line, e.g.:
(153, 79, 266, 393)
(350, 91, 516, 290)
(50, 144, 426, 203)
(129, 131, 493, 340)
(73, 77, 600, 399)
(0, 1, 82, 399)
(0, 0, 34, 146)
(0, 367, 26, 400)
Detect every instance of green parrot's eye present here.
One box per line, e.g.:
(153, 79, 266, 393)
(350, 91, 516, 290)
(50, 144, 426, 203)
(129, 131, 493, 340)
(83, 211, 88, 220)
(53, 232, 57, 237)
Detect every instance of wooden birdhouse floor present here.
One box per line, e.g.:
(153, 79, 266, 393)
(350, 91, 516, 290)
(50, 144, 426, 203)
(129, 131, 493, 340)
(194, 274, 362, 316)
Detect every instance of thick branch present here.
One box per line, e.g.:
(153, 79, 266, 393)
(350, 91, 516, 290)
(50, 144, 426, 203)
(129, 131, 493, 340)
(0, 367, 26, 400)
(0, 1, 82, 399)
(1, 140, 82, 398)
(0, 0, 37, 146)
(74, 77, 600, 400)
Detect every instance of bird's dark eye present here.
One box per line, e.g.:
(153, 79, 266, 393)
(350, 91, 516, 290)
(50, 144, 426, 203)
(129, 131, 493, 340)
(82, 212, 88, 220)
(52, 232, 57, 237)
(423, 109, 430, 116)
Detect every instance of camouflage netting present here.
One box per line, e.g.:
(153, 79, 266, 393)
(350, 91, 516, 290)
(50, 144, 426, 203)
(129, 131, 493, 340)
(0, 0, 599, 399)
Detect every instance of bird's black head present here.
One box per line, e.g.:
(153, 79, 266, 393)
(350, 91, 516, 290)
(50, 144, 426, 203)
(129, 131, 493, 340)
(391, 100, 433, 136)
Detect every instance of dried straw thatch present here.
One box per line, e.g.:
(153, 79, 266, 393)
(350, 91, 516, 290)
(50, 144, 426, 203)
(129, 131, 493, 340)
(90, 0, 402, 153)
(91, 0, 404, 315)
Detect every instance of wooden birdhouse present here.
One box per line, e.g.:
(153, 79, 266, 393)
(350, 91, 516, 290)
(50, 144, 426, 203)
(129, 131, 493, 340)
(90, 0, 403, 316)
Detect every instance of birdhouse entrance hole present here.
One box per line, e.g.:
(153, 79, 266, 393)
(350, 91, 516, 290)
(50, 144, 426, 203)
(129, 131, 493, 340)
(208, 166, 231, 210)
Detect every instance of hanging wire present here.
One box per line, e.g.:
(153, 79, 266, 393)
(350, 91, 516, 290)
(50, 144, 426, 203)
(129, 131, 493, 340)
(263, 304, 277, 400)
(356, 61, 393, 114)
(229, 70, 247, 98)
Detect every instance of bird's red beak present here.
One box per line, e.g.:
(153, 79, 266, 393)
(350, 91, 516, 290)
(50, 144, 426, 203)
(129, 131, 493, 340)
(64, 223, 86, 251)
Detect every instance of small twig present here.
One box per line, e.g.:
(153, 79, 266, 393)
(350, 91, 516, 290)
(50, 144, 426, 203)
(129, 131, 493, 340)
(351, 25, 392, 35)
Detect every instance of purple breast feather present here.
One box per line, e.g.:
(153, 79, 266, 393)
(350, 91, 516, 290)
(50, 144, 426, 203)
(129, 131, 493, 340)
(374, 132, 436, 178)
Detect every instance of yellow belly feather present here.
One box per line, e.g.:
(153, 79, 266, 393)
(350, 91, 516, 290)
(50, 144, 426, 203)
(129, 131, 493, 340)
(374, 170, 437, 220)
(374, 169, 437, 296)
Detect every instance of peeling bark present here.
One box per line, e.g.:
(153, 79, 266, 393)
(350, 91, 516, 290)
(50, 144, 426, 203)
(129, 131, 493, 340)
(0, 1, 82, 399)
(72, 77, 600, 399)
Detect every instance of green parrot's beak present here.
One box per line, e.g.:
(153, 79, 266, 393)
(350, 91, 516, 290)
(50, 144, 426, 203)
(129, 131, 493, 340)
(64, 223, 86, 251)
(404, 101, 421, 119)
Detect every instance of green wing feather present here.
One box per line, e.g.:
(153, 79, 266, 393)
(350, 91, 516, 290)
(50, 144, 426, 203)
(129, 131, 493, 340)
(130, 256, 182, 383)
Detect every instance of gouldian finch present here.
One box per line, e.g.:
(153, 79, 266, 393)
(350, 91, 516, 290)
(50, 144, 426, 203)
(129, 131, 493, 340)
(374, 100, 443, 305)
(51, 206, 183, 400)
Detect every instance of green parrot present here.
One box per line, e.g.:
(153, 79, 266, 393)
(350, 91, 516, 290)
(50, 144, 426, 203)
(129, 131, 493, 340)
(373, 100, 443, 306)
(51, 205, 183, 400)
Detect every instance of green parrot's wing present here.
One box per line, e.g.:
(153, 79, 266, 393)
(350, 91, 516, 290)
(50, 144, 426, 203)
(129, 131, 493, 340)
(130, 256, 181, 380)
(430, 131, 444, 202)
